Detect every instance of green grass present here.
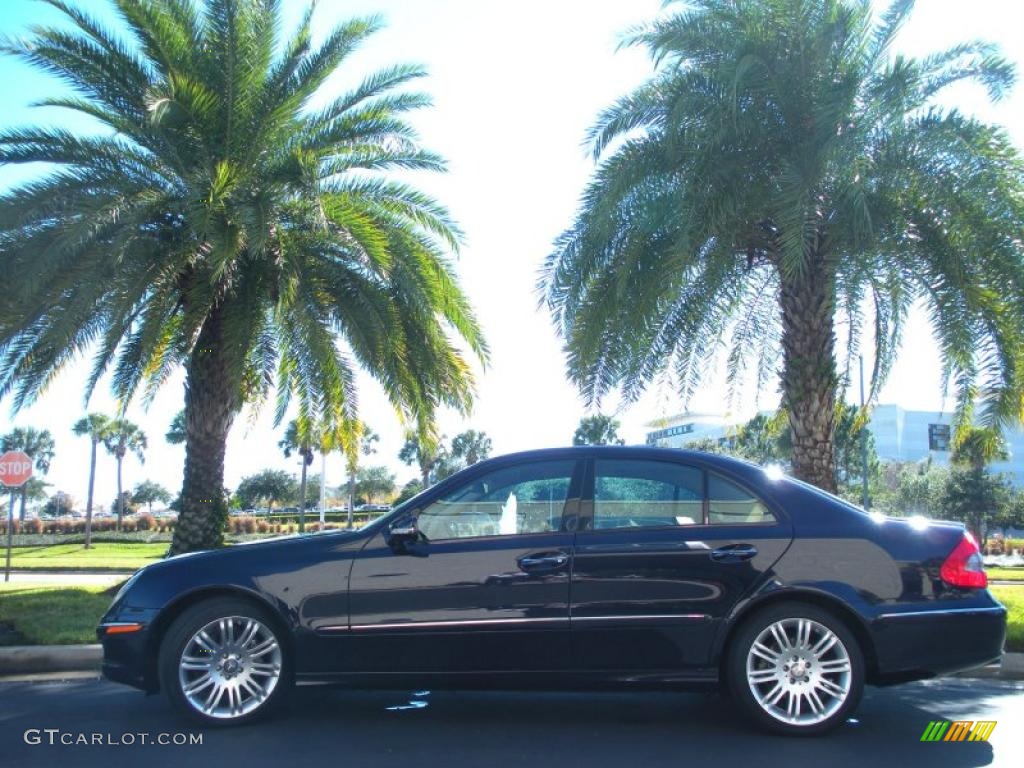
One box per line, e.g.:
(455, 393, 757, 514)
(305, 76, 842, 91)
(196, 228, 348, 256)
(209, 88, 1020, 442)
(0, 584, 118, 645)
(5, 542, 166, 570)
(991, 586, 1024, 653)
(985, 566, 1024, 582)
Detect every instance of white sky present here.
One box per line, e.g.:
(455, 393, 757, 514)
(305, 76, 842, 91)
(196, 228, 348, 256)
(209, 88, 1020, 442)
(1, 0, 1022, 508)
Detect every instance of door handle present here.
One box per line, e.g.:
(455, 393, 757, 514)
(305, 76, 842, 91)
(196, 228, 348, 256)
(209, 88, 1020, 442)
(710, 544, 758, 562)
(518, 553, 569, 571)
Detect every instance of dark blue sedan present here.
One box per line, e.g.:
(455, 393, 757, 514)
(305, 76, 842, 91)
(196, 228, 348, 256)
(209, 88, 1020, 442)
(98, 447, 1006, 735)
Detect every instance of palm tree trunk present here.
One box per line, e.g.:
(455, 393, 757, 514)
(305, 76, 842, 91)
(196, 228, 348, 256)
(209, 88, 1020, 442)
(298, 460, 307, 534)
(780, 255, 838, 493)
(115, 455, 124, 531)
(171, 305, 239, 555)
(84, 438, 97, 549)
(19, 487, 26, 522)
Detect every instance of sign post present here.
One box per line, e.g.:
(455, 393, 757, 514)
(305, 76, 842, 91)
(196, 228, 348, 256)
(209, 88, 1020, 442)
(0, 450, 34, 582)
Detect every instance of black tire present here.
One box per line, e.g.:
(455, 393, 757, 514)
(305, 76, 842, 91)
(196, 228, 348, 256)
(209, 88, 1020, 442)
(725, 601, 864, 736)
(158, 597, 293, 727)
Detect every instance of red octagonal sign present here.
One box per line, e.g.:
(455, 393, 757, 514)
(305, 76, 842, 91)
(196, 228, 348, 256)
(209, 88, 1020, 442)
(0, 451, 33, 488)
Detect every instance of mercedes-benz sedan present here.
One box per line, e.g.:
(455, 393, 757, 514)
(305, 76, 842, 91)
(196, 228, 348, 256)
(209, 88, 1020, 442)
(98, 447, 1006, 735)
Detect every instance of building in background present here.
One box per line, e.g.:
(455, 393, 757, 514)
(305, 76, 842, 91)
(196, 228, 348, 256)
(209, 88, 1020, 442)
(644, 404, 1024, 485)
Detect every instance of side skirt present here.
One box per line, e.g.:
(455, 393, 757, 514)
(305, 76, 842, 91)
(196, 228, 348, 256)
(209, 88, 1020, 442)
(294, 669, 720, 692)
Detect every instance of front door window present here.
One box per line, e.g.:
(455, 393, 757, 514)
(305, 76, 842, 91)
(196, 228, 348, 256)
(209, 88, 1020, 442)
(417, 460, 577, 540)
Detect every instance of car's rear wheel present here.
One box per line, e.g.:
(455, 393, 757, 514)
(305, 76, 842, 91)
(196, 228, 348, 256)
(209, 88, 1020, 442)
(726, 601, 864, 735)
(158, 597, 292, 726)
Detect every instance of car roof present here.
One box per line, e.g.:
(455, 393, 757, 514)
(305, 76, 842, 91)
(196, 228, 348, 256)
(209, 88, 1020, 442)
(477, 444, 770, 479)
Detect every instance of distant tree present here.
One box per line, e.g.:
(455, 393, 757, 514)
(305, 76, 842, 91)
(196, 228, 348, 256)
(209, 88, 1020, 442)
(42, 491, 76, 518)
(165, 411, 186, 445)
(1, 427, 56, 521)
(393, 478, 424, 506)
(334, 421, 379, 528)
(73, 413, 112, 548)
(279, 419, 317, 532)
(951, 426, 1009, 472)
(354, 466, 396, 505)
(940, 468, 1013, 544)
(874, 461, 949, 518)
(437, 430, 492, 480)
(20, 476, 50, 511)
(235, 470, 297, 510)
(941, 425, 1013, 542)
(133, 480, 172, 514)
(683, 437, 726, 454)
(573, 415, 625, 446)
(730, 412, 790, 465)
(102, 419, 147, 531)
(400, 434, 445, 486)
(833, 404, 880, 500)
(111, 490, 140, 517)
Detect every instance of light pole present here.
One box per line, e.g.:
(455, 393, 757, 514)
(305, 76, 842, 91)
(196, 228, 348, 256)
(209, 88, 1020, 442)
(319, 452, 326, 526)
(859, 355, 870, 510)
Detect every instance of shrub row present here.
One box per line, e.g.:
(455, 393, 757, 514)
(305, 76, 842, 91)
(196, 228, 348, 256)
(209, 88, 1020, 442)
(0, 514, 175, 536)
(984, 537, 1024, 556)
(227, 515, 360, 534)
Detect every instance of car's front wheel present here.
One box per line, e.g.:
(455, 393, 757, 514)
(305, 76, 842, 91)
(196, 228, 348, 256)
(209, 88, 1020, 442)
(726, 601, 864, 736)
(158, 597, 292, 726)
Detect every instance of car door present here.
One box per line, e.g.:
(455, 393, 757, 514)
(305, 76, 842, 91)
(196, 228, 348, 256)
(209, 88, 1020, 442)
(570, 456, 793, 671)
(343, 457, 584, 673)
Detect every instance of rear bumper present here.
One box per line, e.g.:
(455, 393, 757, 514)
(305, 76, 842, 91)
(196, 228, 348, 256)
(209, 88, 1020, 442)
(869, 605, 1007, 683)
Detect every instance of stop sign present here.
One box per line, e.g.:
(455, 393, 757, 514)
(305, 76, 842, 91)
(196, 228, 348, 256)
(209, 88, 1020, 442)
(0, 451, 33, 488)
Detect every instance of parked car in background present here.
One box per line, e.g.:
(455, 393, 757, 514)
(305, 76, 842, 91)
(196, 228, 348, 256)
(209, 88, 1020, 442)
(98, 447, 1005, 735)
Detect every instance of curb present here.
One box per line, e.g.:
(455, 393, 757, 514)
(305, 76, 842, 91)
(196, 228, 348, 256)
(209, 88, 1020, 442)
(955, 652, 1024, 681)
(0, 644, 102, 675)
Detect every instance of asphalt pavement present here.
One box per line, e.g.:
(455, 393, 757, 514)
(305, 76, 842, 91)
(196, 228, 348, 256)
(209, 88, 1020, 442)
(1, 676, 1022, 768)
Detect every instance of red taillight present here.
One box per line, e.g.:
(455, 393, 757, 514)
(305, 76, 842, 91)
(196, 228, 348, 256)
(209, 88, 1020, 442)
(940, 532, 988, 589)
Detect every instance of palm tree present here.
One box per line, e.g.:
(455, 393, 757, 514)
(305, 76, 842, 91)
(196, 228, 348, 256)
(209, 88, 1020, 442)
(540, 0, 1024, 492)
(72, 413, 111, 548)
(0, 0, 486, 553)
(572, 415, 625, 446)
(399, 433, 443, 487)
(325, 419, 378, 529)
(102, 419, 147, 531)
(348, 425, 379, 527)
(165, 410, 186, 445)
(1, 427, 55, 520)
(279, 419, 316, 533)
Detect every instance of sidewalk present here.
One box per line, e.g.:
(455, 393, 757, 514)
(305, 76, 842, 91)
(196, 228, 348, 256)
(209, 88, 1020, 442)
(2, 571, 127, 586)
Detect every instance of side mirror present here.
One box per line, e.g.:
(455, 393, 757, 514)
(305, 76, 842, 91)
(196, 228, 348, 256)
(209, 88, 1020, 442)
(386, 515, 422, 551)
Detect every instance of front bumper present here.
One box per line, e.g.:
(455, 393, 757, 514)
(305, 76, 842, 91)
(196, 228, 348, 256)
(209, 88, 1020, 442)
(869, 604, 1007, 683)
(97, 623, 155, 692)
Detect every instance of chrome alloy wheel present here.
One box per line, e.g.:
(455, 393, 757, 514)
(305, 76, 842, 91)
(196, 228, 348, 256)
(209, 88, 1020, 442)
(745, 617, 852, 726)
(177, 615, 283, 719)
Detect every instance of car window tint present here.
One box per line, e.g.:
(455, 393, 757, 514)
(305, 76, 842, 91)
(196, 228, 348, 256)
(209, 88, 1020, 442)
(593, 460, 703, 529)
(708, 474, 774, 524)
(417, 460, 575, 540)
